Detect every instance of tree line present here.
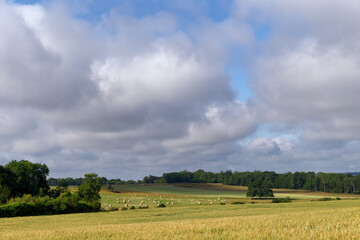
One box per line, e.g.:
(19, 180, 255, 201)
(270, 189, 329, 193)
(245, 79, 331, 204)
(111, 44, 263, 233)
(159, 170, 360, 194)
(49, 169, 360, 194)
(48, 177, 137, 186)
(157, 170, 360, 194)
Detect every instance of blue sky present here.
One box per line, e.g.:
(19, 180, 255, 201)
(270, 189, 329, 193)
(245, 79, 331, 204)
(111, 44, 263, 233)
(1, 0, 360, 179)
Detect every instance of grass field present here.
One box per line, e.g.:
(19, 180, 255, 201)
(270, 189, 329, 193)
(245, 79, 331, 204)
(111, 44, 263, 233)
(2, 183, 360, 239)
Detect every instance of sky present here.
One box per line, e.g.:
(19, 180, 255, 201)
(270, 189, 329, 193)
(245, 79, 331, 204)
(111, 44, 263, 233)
(1, 0, 360, 179)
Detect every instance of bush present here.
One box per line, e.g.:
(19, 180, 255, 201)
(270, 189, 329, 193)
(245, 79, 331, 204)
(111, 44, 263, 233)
(336, 197, 341, 200)
(157, 203, 166, 208)
(318, 197, 332, 201)
(272, 197, 292, 203)
(232, 201, 245, 205)
(0, 192, 100, 218)
(0, 202, 38, 217)
(130, 206, 135, 209)
(121, 207, 128, 210)
(220, 202, 226, 205)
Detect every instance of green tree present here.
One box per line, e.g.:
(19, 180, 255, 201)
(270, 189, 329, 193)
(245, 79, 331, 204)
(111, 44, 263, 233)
(246, 180, 274, 198)
(261, 182, 274, 198)
(78, 173, 102, 202)
(4, 160, 49, 197)
(246, 182, 256, 197)
(0, 165, 16, 200)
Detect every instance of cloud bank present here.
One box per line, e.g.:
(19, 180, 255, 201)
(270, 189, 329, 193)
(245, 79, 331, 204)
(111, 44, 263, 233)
(0, 0, 359, 179)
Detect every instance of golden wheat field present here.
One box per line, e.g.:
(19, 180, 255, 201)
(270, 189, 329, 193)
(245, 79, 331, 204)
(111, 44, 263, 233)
(2, 203, 360, 239)
(1, 184, 360, 240)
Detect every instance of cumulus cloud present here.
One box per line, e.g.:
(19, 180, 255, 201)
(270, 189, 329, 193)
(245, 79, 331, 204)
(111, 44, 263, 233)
(0, 1, 258, 178)
(245, 1, 360, 144)
(246, 138, 280, 155)
(229, 0, 360, 172)
(1, 0, 360, 178)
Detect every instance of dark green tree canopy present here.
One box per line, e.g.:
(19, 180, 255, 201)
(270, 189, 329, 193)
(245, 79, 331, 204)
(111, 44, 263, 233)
(246, 179, 274, 198)
(3, 160, 49, 197)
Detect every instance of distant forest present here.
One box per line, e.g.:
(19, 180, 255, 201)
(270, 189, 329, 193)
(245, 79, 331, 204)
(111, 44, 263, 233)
(49, 170, 360, 194)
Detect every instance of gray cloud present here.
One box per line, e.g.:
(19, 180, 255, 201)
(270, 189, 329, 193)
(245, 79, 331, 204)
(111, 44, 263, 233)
(1, 0, 360, 179)
(0, 1, 258, 179)
(244, 0, 360, 144)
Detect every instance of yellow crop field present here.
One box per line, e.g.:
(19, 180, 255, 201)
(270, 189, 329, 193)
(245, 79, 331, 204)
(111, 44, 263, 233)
(2, 199, 360, 239)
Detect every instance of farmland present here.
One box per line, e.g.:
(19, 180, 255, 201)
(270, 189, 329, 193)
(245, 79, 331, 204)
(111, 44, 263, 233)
(1, 183, 360, 239)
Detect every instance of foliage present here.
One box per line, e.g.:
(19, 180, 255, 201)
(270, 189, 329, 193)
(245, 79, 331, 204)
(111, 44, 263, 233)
(0, 192, 98, 218)
(0, 166, 16, 200)
(272, 197, 292, 203)
(142, 175, 163, 184)
(246, 180, 274, 198)
(48, 177, 137, 186)
(162, 171, 193, 183)
(48, 177, 84, 186)
(318, 197, 333, 201)
(0, 185, 11, 205)
(49, 170, 360, 195)
(78, 173, 102, 202)
(0, 169, 103, 217)
(0, 160, 49, 203)
(5, 160, 50, 197)
(232, 201, 245, 204)
(47, 186, 67, 199)
(158, 203, 166, 208)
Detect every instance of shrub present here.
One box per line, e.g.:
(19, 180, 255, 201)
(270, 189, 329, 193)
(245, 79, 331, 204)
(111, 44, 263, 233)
(318, 197, 332, 201)
(220, 202, 226, 205)
(0, 202, 38, 217)
(336, 197, 341, 200)
(232, 201, 245, 205)
(130, 206, 136, 209)
(157, 203, 166, 208)
(0, 192, 99, 218)
(272, 197, 292, 203)
(121, 207, 128, 210)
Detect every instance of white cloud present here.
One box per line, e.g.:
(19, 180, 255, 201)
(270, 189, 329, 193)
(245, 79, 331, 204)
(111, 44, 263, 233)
(246, 138, 280, 155)
(0, 1, 258, 178)
(1, 0, 360, 178)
